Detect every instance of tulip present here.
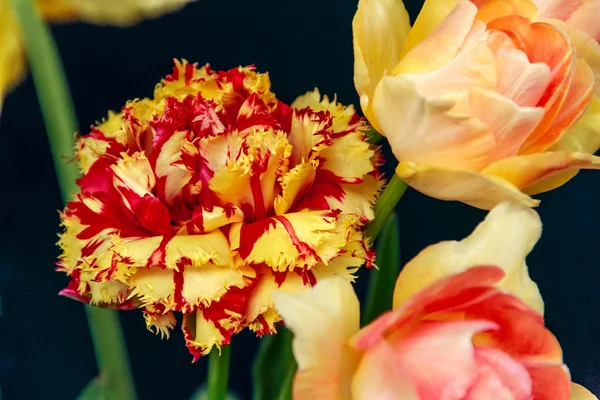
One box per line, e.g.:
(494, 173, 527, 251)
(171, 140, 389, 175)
(275, 268, 596, 399)
(273, 202, 596, 399)
(0, 0, 194, 112)
(353, 0, 600, 209)
(57, 61, 383, 359)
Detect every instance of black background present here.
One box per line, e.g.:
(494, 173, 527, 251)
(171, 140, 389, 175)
(1, 0, 599, 399)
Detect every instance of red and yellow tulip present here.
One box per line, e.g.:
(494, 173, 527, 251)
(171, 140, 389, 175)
(57, 60, 383, 359)
(353, 0, 600, 209)
(274, 203, 596, 399)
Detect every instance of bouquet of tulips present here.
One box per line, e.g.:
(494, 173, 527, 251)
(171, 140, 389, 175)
(3, 0, 600, 398)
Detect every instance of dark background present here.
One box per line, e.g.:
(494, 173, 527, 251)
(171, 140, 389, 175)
(1, 0, 599, 399)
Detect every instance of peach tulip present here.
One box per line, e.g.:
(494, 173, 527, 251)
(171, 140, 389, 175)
(353, 0, 600, 209)
(273, 203, 597, 399)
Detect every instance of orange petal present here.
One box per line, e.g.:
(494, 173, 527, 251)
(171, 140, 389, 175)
(527, 364, 571, 400)
(474, 0, 538, 23)
(482, 151, 600, 195)
(395, 161, 538, 210)
(488, 17, 574, 154)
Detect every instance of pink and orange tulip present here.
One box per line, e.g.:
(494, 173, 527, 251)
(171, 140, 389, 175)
(273, 203, 596, 399)
(353, 0, 600, 209)
(57, 61, 382, 358)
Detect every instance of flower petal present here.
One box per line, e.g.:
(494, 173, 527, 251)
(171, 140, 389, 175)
(352, 320, 496, 400)
(273, 277, 361, 400)
(46, 0, 193, 25)
(571, 383, 599, 400)
(482, 151, 600, 195)
(400, 0, 460, 60)
(0, 2, 26, 114)
(352, 0, 410, 129)
(373, 75, 494, 171)
(394, 1, 478, 75)
(393, 202, 544, 314)
(548, 19, 600, 96)
(395, 161, 538, 209)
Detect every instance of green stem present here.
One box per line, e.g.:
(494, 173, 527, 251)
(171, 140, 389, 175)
(10, 1, 137, 399)
(207, 345, 232, 400)
(275, 363, 296, 400)
(362, 213, 401, 325)
(366, 175, 408, 240)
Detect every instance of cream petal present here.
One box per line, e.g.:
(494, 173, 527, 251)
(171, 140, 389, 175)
(352, 0, 410, 129)
(393, 202, 544, 314)
(273, 277, 361, 400)
(395, 161, 538, 210)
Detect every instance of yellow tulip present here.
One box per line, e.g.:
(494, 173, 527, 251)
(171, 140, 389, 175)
(353, 0, 600, 209)
(0, 0, 193, 112)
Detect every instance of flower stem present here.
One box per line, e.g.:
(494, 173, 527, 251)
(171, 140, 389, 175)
(366, 174, 408, 240)
(208, 345, 232, 400)
(10, 1, 137, 399)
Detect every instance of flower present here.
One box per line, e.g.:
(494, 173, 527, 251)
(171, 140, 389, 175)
(353, 0, 600, 209)
(57, 60, 382, 359)
(274, 269, 595, 400)
(0, 0, 193, 113)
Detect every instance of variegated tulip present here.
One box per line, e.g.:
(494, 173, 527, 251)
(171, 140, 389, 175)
(274, 269, 596, 400)
(0, 0, 193, 113)
(57, 61, 383, 359)
(353, 0, 600, 209)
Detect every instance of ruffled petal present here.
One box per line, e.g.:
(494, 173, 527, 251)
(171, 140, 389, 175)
(273, 277, 361, 400)
(352, 0, 410, 129)
(230, 210, 351, 272)
(395, 161, 538, 209)
(393, 202, 544, 314)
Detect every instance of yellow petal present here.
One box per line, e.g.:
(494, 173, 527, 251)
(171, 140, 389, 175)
(571, 383, 598, 400)
(273, 277, 362, 400)
(0, 1, 26, 113)
(482, 151, 600, 195)
(395, 1, 481, 75)
(42, 0, 193, 25)
(395, 161, 538, 210)
(291, 89, 363, 133)
(352, 0, 410, 129)
(182, 310, 228, 359)
(393, 202, 544, 314)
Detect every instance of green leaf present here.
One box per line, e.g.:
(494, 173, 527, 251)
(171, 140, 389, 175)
(77, 377, 107, 400)
(362, 212, 401, 326)
(252, 327, 296, 400)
